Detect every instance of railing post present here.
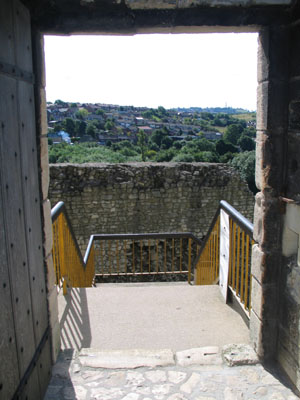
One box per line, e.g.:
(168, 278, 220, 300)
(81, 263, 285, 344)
(188, 238, 192, 284)
(219, 209, 230, 301)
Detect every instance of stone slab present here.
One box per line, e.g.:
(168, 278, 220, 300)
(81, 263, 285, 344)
(176, 346, 222, 366)
(79, 348, 175, 369)
(222, 344, 259, 366)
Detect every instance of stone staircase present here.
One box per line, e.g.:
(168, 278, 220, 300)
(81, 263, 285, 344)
(45, 283, 300, 399)
(44, 345, 298, 399)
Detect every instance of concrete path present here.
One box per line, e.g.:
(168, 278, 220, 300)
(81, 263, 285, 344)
(58, 283, 250, 351)
(44, 346, 298, 400)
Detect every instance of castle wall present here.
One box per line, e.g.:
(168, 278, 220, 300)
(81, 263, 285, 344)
(49, 163, 254, 252)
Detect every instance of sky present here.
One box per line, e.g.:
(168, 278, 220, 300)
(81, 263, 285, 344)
(44, 33, 258, 110)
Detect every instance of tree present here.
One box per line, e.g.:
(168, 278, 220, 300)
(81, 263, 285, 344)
(86, 122, 97, 139)
(75, 108, 89, 119)
(161, 136, 173, 149)
(238, 135, 255, 151)
(172, 153, 194, 162)
(216, 139, 238, 156)
(75, 120, 86, 136)
(223, 123, 244, 145)
(137, 130, 148, 161)
(243, 127, 256, 138)
(157, 106, 167, 116)
(230, 150, 257, 193)
(155, 148, 176, 162)
(194, 151, 219, 162)
(53, 123, 63, 133)
(64, 117, 75, 136)
(96, 109, 105, 116)
(104, 120, 115, 131)
(54, 99, 67, 106)
(150, 129, 168, 148)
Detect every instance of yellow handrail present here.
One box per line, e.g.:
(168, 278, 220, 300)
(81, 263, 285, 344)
(51, 202, 95, 294)
(195, 215, 220, 285)
(194, 200, 255, 313)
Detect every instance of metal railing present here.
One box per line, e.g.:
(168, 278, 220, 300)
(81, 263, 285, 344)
(51, 202, 202, 291)
(51, 202, 95, 294)
(194, 200, 254, 313)
(91, 233, 202, 282)
(51, 200, 254, 310)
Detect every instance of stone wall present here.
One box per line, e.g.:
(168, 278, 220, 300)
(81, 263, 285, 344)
(276, 21, 300, 389)
(49, 163, 254, 252)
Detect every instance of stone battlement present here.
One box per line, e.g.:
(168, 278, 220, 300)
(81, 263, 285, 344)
(49, 162, 254, 252)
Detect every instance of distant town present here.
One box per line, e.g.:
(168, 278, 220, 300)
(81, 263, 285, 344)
(47, 100, 256, 146)
(47, 100, 257, 193)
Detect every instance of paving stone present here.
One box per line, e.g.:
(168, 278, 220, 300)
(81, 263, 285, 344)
(82, 371, 105, 381)
(145, 370, 167, 383)
(168, 370, 187, 384)
(176, 347, 222, 366)
(253, 386, 268, 395)
(261, 372, 282, 385)
(224, 387, 244, 399)
(135, 385, 151, 395)
(239, 368, 260, 383)
(44, 348, 299, 400)
(90, 387, 125, 400)
(269, 392, 286, 400)
(222, 344, 259, 366)
(152, 383, 173, 396)
(180, 372, 201, 394)
(167, 394, 189, 400)
(126, 371, 145, 386)
(121, 394, 140, 400)
(106, 371, 126, 386)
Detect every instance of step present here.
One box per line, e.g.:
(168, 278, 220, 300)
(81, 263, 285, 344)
(44, 345, 299, 400)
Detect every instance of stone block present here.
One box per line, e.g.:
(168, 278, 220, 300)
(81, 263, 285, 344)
(250, 308, 265, 360)
(257, 27, 289, 84)
(286, 131, 300, 199)
(253, 192, 282, 252)
(279, 293, 300, 341)
(41, 136, 49, 200)
(289, 24, 300, 79)
(251, 244, 280, 284)
(222, 344, 259, 366)
(50, 320, 61, 363)
(38, 87, 48, 136)
(79, 348, 175, 369)
(289, 78, 300, 104)
(46, 253, 56, 291)
(282, 216, 299, 258)
(175, 347, 222, 366)
(256, 81, 289, 132)
(32, 30, 46, 88)
(43, 199, 53, 257)
(47, 285, 59, 330)
(288, 101, 300, 131)
(255, 129, 286, 193)
(277, 340, 300, 391)
(250, 309, 278, 360)
(251, 276, 278, 321)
